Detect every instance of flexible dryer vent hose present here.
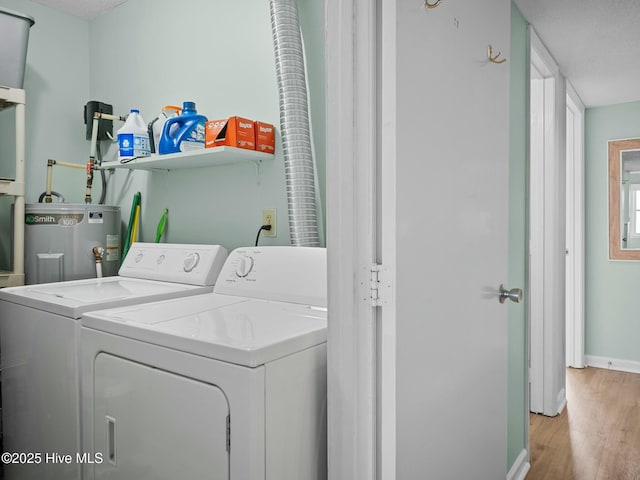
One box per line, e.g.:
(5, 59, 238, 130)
(269, 0, 320, 247)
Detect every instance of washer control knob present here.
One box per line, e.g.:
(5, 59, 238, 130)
(135, 253, 144, 263)
(183, 252, 200, 272)
(235, 255, 254, 278)
(157, 254, 166, 265)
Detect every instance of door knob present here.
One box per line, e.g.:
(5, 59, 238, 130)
(499, 284, 522, 304)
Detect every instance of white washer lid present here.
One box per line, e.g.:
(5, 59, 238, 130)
(82, 294, 327, 367)
(0, 276, 210, 318)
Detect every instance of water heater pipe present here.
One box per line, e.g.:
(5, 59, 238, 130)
(92, 246, 105, 278)
(44, 159, 85, 203)
(41, 112, 126, 204)
(269, 0, 320, 247)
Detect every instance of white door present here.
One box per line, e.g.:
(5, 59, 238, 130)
(92, 354, 229, 480)
(327, 0, 512, 478)
(385, 1, 511, 478)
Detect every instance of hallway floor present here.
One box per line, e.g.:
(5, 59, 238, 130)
(528, 366, 640, 480)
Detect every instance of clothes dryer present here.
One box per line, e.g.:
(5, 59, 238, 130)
(0, 243, 228, 480)
(80, 246, 327, 480)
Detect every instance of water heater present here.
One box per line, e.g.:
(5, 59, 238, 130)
(24, 203, 120, 285)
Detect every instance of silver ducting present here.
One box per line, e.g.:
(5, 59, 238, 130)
(269, 0, 320, 247)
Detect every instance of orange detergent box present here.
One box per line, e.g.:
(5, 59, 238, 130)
(205, 117, 255, 150)
(255, 121, 275, 153)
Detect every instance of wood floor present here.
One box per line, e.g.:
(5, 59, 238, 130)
(527, 367, 640, 480)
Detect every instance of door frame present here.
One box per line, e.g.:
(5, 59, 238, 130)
(528, 54, 547, 416)
(326, 0, 378, 478)
(528, 26, 568, 417)
(565, 80, 586, 369)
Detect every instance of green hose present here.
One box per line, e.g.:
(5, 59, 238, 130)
(155, 208, 168, 243)
(121, 192, 141, 263)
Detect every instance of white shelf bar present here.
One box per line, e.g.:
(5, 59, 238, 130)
(0, 85, 26, 287)
(0, 179, 24, 195)
(100, 146, 273, 171)
(0, 271, 25, 287)
(14, 99, 25, 281)
(0, 85, 26, 106)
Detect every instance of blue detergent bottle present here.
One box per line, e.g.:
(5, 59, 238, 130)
(158, 101, 208, 154)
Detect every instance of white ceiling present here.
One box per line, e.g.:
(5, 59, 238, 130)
(514, 0, 640, 108)
(31, 0, 640, 109)
(30, 0, 127, 20)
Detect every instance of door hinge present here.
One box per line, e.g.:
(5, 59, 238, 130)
(226, 414, 231, 452)
(370, 264, 391, 307)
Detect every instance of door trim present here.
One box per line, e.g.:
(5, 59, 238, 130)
(528, 26, 567, 417)
(326, 0, 378, 478)
(565, 80, 586, 369)
(378, 1, 397, 478)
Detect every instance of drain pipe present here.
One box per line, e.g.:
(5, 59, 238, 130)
(269, 0, 320, 247)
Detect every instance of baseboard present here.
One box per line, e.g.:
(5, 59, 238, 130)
(556, 388, 567, 414)
(506, 449, 530, 480)
(586, 355, 640, 374)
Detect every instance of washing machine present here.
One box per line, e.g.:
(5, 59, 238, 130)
(0, 242, 228, 480)
(80, 246, 327, 480)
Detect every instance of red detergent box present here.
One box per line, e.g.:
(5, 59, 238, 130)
(255, 121, 275, 154)
(205, 117, 255, 150)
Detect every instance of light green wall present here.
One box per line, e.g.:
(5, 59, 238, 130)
(585, 101, 640, 362)
(0, 0, 89, 269)
(0, 0, 326, 268)
(507, 2, 528, 470)
(90, 0, 326, 250)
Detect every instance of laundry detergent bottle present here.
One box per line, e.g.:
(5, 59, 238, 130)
(117, 109, 150, 161)
(149, 105, 181, 153)
(158, 101, 207, 154)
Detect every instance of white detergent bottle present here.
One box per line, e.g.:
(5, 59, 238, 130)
(117, 109, 150, 162)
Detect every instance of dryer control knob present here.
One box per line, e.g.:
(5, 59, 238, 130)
(183, 252, 200, 272)
(235, 255, 254, 278)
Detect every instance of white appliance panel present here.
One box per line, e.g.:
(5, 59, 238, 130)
(92, 353, 229, 480)
(31, 279, 190, 302)
(82, 298, 327, 367)
(0, 277, 207, 318)
(0, 244, 228, 318)
(119, 243, 227, 286)
(214, 247, 327, 307)
(81, 328, 267, 480)
(81, 246, 328, 479)
(265, 344, 327, 479)
(0, 243, 229, 480)
(0, 302, 80, 480)
(81, 327, 326, 480)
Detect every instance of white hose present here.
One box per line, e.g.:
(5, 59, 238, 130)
(93, 246, 105, 278)
(270, 0, 320, 247)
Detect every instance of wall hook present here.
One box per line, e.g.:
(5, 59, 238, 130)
(487, 45, 507, 64)
(424, 0, 442, 9)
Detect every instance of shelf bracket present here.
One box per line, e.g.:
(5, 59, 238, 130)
(253, 160, 262, 185)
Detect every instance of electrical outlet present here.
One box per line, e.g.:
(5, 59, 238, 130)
(262, 208, 276, 237)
